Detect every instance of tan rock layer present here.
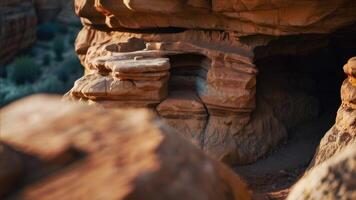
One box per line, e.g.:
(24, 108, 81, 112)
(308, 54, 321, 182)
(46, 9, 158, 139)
(75, 0, 356, 36)
(0, 95, 252, 200)
(65, 28, 294, 165)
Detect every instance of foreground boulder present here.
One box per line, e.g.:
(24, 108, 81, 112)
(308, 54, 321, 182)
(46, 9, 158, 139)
(0, 95, 251, 200)
(287, 145, 356, 200)
(308, 57, 356, 169)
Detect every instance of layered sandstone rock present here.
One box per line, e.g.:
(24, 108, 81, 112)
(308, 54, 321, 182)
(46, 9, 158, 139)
(287, 145, 356, 200)
(308, 57, 356, 169)
(0, 0, 37, 65)
(66, 0, 356, 165)
(75, 0, 356, 36)
(65, 30, 275, 164)
(0, 95, 251, 200)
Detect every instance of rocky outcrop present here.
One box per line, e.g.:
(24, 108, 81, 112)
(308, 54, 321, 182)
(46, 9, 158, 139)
(75, 0, 356, 36)
(0, 95, 251, 200)
(308, 57, 356, 169)
(66, 0, 356, 165)
(287, 145, 356, 200)
(0, 0, 37, 65)
(65, 30, 285, 164)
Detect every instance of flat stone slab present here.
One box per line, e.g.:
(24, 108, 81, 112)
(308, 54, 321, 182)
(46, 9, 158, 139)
(107, 58, 170, 73)
(157, 90, 207, 116)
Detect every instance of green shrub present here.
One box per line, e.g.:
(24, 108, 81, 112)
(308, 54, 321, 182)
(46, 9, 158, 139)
(0, 80, 34, 107)
(0, 66, 6, 78)
(37, 22, 59, 41)
(68, 32, 76, 46)
(7, 56, 42, 85)
(58, 23, 69, 34)
(53, 56, 82, 82)
(34, 75, 64, 94)
(42, 54, 51, 66)
(53, 37, 65, 61)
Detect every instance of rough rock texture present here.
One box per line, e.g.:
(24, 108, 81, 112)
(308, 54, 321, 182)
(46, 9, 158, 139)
(308, 57, 356, 169)
(75, 0, 356, 36)
(0, 95, 251, 200)
(65, 30, 283, 164)
(0, 0, 37, 65)
(287, 145, 356, 200)
(66, 0, 356, 165)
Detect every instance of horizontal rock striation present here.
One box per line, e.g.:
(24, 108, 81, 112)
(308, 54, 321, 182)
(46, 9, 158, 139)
(0, 0, 37, 65)
(66, 0, 356, 165)
(75, 0, 356, 36)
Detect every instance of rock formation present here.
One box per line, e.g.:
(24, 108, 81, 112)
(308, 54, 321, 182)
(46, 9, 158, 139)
(287, 144, 356, 200)
(0, 95, 251, 200)
(0, 0, 37, 65)
(66, 0, 356, 165)
(76, 0, 356, 36)
(308, 57, 356, 169)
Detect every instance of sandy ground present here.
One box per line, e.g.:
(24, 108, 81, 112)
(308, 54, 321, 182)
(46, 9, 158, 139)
(234, 109, 336, 199)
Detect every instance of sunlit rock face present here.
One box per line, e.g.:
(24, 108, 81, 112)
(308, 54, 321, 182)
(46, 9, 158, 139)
(0, 0, 37, 65)
(0, 95, 251, 200)
(66, 0, 356, 165)
(75, 0, 356, 36)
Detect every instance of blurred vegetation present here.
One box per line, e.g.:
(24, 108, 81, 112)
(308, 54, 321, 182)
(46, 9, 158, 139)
(7, 56, 42, 84)
(0, 22, 83, 107)
(42, 54, 51, 66)
(37, 22, 69, 40)
(53, 36, 65, 61)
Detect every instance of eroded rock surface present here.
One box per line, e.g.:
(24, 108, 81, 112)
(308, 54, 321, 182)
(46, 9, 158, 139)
(66, 0, 356, 165)
(75, 0, 356, 36)
(308, 57, 356, 169)
(288, 145, 356, 200)
(0, 95, 251, 200)
(0, 0, 37, 65)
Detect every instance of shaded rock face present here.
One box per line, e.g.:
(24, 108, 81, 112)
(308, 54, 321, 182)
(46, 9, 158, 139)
(66, 0, 356, 165)
(308, 57, 356, 170)
(0, 0, 37, 65)
(287, 145, 356, 200)
(0, 95, 251, 200)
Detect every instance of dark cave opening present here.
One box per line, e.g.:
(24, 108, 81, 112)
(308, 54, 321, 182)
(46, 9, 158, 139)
(234, 31, 356, 194)
(255, 31, 356, 141)
(166, 53, 210, 92)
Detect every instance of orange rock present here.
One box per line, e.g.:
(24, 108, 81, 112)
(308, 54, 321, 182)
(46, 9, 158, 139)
(76, 0, 356, 36)
(0, 95, 252, 200)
